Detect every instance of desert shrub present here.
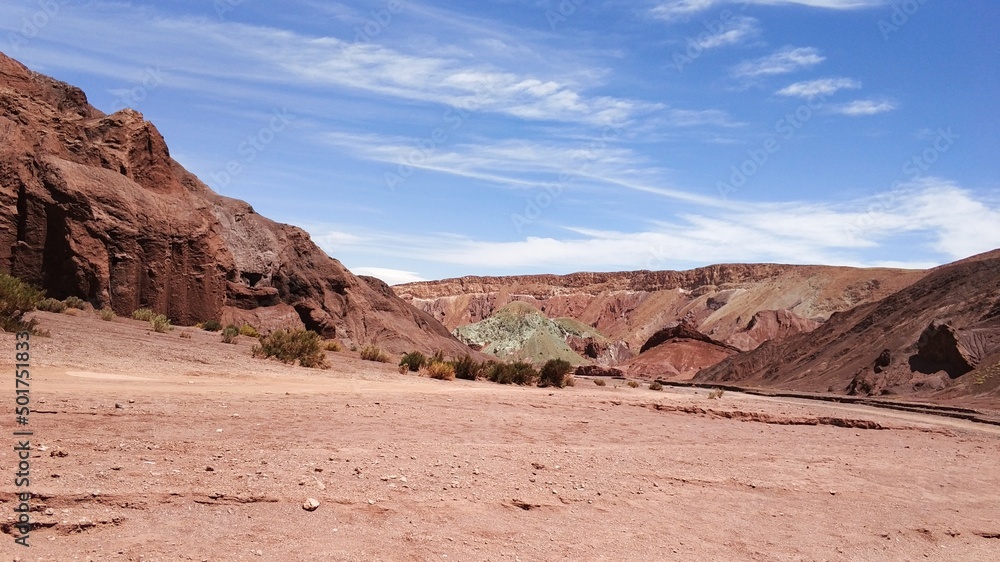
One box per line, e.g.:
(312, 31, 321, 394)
(324, 340, 343, 352)
(360, 345, 391, 363)
(36, 298, 67, 313)
(132, 308, 155, 321)
(399, 351, 427, 372)
(99, 307, 116, 321)
(202, 320, 223, 332)
(252, 328, 328, 368)
(510, 361, 538, 386)
(426, 361, 456, 381)
(627, 380, 640, 388)
(594, 379, 607, 387)
(539, 359, 574, 388)
(649, 381, 664, 391)
(221, 325, 240, 344)
(239, 324, 260, 338)
(179, 331, 192, 339)
(0, 273, 44, 332)
(63, 296, 86, 310)
(707, 388, 725, 399)
(150, 314, 172, 333)
(565, 375, 575, 387)
(452, 355, 482, 380)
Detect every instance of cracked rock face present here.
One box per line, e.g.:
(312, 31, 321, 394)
(0, 52, 470, 356)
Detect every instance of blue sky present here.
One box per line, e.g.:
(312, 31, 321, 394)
(3, 0, 999, 284)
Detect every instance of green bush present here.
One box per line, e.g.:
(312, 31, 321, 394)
(539, 359, 574, 389)
(239, 324, 260, 338)
(99, 307, 116, 321)
(360, 345, 391, 363)
(426, 361, 456, 381)
(221, 325, 240, 344)
(0, 273, 44, 332)
(399, 351, 427, 372)
(150, 314, 172, 333)
(132, 308, 155, 321)
(36, 298, 67, 313)
(452, 355, 483, 380)
(252, 328, 328, 368)
(487, 361, 539, 386)
(649, 381, 663, 391)
(63, 296, 86, 310)
(202, 320, 223, 332)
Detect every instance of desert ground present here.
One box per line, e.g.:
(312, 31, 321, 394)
(2, 312, 999, 561)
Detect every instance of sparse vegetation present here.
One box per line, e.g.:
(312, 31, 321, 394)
(221, 325, 240, 344)
(63, 296, 86, 310)
(429, 350, 446, 364)
(539, 359, 573, 388)
(36, 298, 67, 313)
(252, 328, 328, 368)
(649, 381, 663, 391)
(0, 273, 44, 332)
(426, 361, 456, 381)
(487, 361, 538, 385)
(179, 331, 192, 339)
(627, 380, 640, 388)
(594, 379, 607, 387)
(359, 345, 391, 363)
(399, 351, 427, 372)
(452, 355, 483, 380)
(150, 314, 172, 333)
(707, 388, 725, 399)
(239, 324, 260, 338)
(202, 320, 223, 332)
(324, 340, 343, 352)
(99, 307, 116, 321)
(132, 308, 155, 321)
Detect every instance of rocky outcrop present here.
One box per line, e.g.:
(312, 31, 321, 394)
(627, 322, 740, 380)
(725, 309, 821, 351)
(0, 52, 470, 355)
(695, 249, 1000, 403)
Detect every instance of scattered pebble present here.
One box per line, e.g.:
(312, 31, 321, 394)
(302, 498, 320, 512)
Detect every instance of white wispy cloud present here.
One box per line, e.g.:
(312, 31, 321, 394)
(777, 77, 861, 98)
(732, 47, 825, 78)
(831, 99, 898, 116)
(692, 16, 761, 50)
(311, 180, 1000, 274)
(350, 267, 427, 286)
(320, 132, 740, 208)
(654, 0, 887, 21)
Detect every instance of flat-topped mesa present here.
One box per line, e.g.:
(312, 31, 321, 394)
(0, 51, 471, 355)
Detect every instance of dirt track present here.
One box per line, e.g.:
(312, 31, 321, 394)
(2, 312, 999, 561)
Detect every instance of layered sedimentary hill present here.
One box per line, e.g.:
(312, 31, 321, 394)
(397, 264, 926, 356)
(694, 249, 1000, 404)
(0, 52, 470, 355)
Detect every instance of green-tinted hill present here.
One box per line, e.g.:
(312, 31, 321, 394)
(453, 302, 594, 365)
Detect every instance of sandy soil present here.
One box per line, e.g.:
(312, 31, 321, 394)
(2, 312, 999, 561)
